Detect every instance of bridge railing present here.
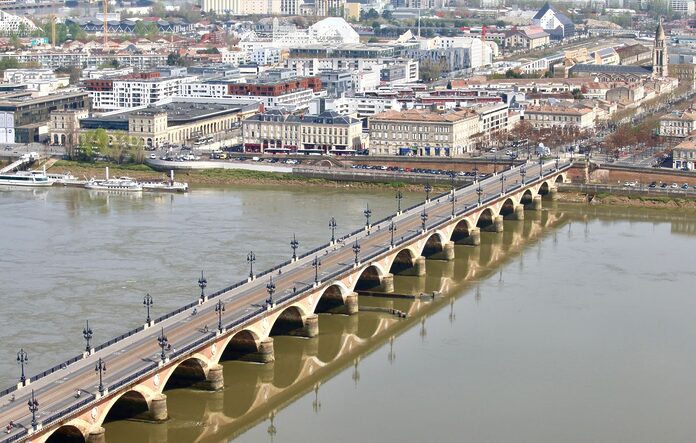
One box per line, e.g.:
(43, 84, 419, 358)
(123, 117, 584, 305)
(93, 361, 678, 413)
(94, 325, 146, 353)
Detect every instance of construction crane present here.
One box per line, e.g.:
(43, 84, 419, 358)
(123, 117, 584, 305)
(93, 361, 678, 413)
(50, 14, 56, 49)
(103, 0, 108, 48)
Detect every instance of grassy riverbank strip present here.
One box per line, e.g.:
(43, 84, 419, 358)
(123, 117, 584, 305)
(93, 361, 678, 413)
(49, 160, 437, 192)
(557, 189, 696, 209)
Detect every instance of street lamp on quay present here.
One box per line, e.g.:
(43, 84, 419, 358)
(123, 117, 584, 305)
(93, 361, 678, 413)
(83, 320, 93, 353)
(328, 217, 337, 244)
(215, 300, 225, 332)
(472, 165, 479, 182)
(247, 251, 256, 279)
(266, 276, 276, 307)
(95, 358, 107, 395)
(28, 390, 39, 430)
(389, 219, 396, 247)
(312, 255, 321, 284)
(157, 328, 169, 362)
(424, 183, 432, 202)
(143, 293, 153, 326)
(17, 349, 28, 385)
(363, 203, 372, 230)
(352, 239, 361, 265)
(198, 271, 207, 301)
(420, 208, 428, 232)
(290, 233, 299, 261)
(395, 191, 403, 214)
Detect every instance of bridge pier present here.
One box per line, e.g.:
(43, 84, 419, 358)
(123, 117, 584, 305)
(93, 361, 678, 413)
(343, 292, 359, 315)
(378, 273, 395, 293)
(526, 195, 542, 211)
(457, 227, 480, 246)
(239, 337, 275, 363)
(147, 393, 168, 422)
(427, 241, 455, 261)
(548, 186, 558, 200)
(86, 427, 106, 443)
(504, 204, 525, 221)
(300, 314, 319, 338)
(482, 215, 504, 233)
(398, 256, 426, 276)
(195, 364, 224, 391)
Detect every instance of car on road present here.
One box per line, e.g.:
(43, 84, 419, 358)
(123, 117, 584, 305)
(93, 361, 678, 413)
(682, 183, 689, 190)
(648, 182, 657, 188)
(671, 183, 678, 189)
(149, 154, 157, 159)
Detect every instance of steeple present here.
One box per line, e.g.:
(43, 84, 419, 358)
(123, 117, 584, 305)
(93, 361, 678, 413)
(652, 17, 668, 78)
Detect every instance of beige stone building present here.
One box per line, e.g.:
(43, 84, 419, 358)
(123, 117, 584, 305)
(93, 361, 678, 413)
(368, 109, 479, 157)
(50, 109, 89, 147)
(243, 110, 362, 154)
(659, 110, 696, 138)
(523, 105, 595, 130)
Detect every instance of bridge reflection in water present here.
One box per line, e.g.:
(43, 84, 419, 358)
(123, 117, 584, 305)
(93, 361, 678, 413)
(96, 208, 570, 443)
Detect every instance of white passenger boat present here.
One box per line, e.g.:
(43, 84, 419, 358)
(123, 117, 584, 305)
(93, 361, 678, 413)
(0, 171, 53, 187)
(84, 176, 143, 192)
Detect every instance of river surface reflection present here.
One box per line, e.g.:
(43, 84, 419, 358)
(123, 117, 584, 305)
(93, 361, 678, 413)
(2, 187, 696, 442)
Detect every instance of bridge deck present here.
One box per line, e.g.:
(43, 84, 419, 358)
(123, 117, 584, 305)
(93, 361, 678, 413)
(0, 160, 571, 442)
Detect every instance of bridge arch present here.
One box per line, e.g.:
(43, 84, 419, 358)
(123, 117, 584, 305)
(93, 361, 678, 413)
(353, 263, 386, 291)
(100, 388, 151, 424)
(538, 181, 550, 196)
(45, 422, 88, 443)
(221, 329, 262, 361)
(314, 282, 350, 314)
(476, 208, 495, 230)
(451, 218, 474, 243)
(555, 174, 565, 184)
(520, 189, 534, 206)
(270, 305, 307, 336)
(499, 198, 516, 218)
(421, 232, 446, 257)
(162, 356, 208, 390)
(389, 247, 418, 274)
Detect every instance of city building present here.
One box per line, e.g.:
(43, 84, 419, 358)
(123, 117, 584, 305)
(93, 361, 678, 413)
(49, 109, 89, 147)
(653, 18, 669, 78)
(522, 105, 595, 130)
(659, 110, 696, 137)
(85, 72, 197, 111)
(242, 110, 362, 154)
(672, 138, 696, 170)
(503, 26, 550, 49)
(0, 10, 37, 36)
(200, 0, 281, 14)
(669, 0, 695, 16)
(368, 109, 479, 157)
(81, 100, 258, 148)
(616, 44, 652, 65)
(532, 2, 575, 41)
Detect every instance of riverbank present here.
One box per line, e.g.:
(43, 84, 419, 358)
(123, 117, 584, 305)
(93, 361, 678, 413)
(48, 161, 446, 192)
(558, 190, 696, 210)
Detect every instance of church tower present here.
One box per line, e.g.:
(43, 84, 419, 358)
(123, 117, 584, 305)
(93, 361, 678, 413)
(653, 17, 668, 78)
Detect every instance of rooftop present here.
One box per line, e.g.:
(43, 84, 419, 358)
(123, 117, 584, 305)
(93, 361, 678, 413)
(371, 109, 477, 123)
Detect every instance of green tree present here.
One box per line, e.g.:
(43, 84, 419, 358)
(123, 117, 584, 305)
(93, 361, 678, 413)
(381, 10, 393, 20)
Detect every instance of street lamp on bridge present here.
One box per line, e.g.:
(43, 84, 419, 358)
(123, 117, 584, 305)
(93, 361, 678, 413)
(450, 193, 456, 218)
(95, 358, 107, 395)
(395, 190, 403, 214)
(520, 165, 526, 184)
(328, 217, 337, 244)
(83, 320, 93, 353)
(539, 155, 543, 178)
(476, 185, 483, 205)
(215, 300, 225, 332)
(290, 233, 299, 261)
(17, 349, 28, 385)
(555, 154, 560, 171)
(352, 239, 360, 265)
(157, 328, 169, 362)
(198, 271, 207, 301)
(266, 276, 276, 307)
(247, 251, 256, 279)
(312, 255, 321, 284)
(420, 208, 428, 232)
(424, 183, 432, 202)
(28, 389, 38, 430)
(389, 218, 396, 247)
(363, 203, 372, 230)
(143, 293, 153, 326)
(500, 174, 506, 194)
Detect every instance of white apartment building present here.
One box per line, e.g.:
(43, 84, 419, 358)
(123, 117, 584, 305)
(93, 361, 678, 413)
(281, 0, 302, 15)
(670, 0, 695, 15)
(88, 75, 197, 111)
(659, 110, 696, 137)
(285, 58, 419, 83)
(201, 0, 281, 14)
(475, 103, 511, 134)
(251, 47, 283, 66)
(310, 95, 401, 118)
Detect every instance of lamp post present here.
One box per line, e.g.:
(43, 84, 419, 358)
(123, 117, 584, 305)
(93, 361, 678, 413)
(352, 239, 360, 265)
(215, 300, 225, 332)
(389, 219, 396, 247)
(290, 233, 299, 261)
(539, 155, 543, 178)
(266, 276, 276, 307)
(420, 208, 428, 232)
(500, 173, 506, 194)
(476, 185, 483, 205)
(472, 165, 479, 182)
(247, 251, 256, 279)
(83, 320, 93, 353)
(95, 358, 106, 395)
(143, 293, 153, 325)
(520, 165, 526, 184)
(555, 154, 560, 171)
(17, 349, 28, 385)
(157, 328, 169, 362)
(328, 217, 337, 244)
(312, 255, 321, 284)
(395, 190, 403, 214)
(198, 271, 207, 301)
(363, 203, 372, 230)
(424, 183, 432, 202)
(450, 193, 456, 218)
(28, 390, 38, 430)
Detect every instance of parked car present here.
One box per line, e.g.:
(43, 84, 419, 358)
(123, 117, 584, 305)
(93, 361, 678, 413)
(682, 183, 689, 190)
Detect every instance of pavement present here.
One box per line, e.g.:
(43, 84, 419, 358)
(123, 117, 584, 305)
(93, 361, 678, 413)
(0, 159, 567, 441)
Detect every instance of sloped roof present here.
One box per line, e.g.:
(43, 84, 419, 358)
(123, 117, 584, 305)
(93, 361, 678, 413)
(534, 2, 573, 27)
